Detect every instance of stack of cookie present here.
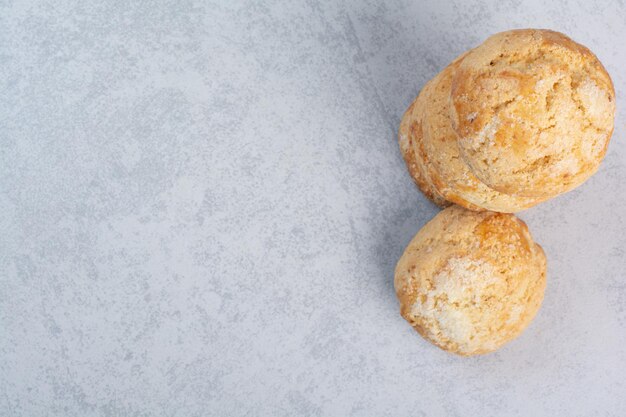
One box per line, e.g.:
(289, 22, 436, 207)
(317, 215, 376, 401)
(394, 29, 615, 356)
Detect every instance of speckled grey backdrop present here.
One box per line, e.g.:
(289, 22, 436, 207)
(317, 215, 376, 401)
(1, 0, 625, 416)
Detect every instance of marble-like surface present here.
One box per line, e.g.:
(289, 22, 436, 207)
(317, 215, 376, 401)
(1, 1, 625, 416)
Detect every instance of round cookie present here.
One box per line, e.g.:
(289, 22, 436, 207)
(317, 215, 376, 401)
(450, 29, 615, 198)
(419, 59, 545, 212)
(394, 206, 547, 356)
(399, 95, 450, 207)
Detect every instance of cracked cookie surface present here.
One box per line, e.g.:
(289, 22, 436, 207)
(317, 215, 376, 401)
(419, 58, 545, 212)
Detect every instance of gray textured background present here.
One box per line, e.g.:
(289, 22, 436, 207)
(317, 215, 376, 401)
(1, 1, 625, 416)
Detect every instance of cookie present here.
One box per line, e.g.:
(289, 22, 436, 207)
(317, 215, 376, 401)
(450, 29, 615, 198)
(394, 206, 547, 356)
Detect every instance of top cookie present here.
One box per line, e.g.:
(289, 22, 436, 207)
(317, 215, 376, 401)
(450, 29, 615, 198)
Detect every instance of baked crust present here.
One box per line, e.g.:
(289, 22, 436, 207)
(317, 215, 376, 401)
(399, 94, 451, 207)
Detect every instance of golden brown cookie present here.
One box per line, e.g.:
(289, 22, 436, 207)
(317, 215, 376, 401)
(450, 29, 615, 198)
(394, 206, 547, 356)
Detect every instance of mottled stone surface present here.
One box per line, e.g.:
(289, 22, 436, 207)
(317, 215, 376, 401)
(1, 1, 625, 416)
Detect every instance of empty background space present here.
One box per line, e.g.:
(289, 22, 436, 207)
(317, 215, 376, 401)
(1, 0, 625, 416)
